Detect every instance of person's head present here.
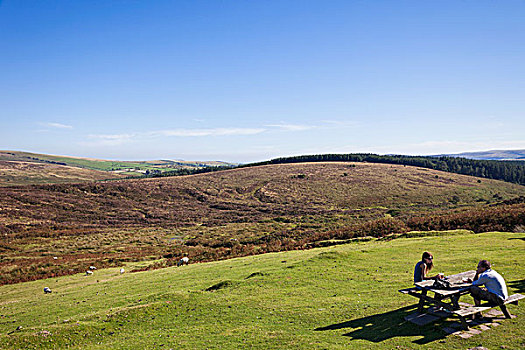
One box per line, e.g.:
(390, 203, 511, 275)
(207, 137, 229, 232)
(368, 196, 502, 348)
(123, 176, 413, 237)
(477, 260, 491, 272)
(422, 251, 434, 271)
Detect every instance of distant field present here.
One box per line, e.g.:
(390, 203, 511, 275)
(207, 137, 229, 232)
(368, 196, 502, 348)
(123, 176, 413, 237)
(0, 231, 523, 349)
(0, 161, 126, 186)
(1, 162, 524, 285)
(0, 150, 233, 186)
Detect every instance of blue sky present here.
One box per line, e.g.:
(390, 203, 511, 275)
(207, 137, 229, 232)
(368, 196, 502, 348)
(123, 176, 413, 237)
(1, 1, 524, 162)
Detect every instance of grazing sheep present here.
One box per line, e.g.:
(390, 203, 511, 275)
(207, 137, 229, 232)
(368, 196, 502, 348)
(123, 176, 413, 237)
(177, 257, 189, 267)
(43, 287, 52, 294)
(120, 268, 125, 274)
(86, 270, 93, 276)
(89, 266, 97, 270)
(53, 257, 58, 260)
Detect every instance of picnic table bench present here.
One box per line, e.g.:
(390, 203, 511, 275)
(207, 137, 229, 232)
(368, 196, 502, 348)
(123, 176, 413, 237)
(399, 270, 524, 330)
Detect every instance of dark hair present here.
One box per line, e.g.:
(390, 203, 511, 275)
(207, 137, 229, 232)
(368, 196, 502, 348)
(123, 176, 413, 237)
(422, 251, 434, 271)
(479, 260, 491, 269)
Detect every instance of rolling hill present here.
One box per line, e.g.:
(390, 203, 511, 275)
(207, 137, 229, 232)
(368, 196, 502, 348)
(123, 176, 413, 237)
(435, 149, 525, 160)
(2, 162, 524, 230)
(0, 150, 234, 186)
(1, 162, 524, 285)
(0, 160, 128, 186)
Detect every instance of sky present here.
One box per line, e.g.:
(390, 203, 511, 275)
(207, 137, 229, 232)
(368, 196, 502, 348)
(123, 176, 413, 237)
(1, 1, 524, 163)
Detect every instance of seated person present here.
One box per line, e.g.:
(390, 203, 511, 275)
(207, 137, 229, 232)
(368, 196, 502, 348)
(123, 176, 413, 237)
(467, 260, 508, 317)
(414, 251, 443, 283)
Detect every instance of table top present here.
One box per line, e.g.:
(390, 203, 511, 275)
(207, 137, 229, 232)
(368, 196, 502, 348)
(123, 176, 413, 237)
(415, 270, 476, 296)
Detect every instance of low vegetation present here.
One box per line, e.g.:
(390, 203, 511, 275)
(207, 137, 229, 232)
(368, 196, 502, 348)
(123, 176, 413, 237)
(0, 231, 523, 349)
(1, 162, 524, 285)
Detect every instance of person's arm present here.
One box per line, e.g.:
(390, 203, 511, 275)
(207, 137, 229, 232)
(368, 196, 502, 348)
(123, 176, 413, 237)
(471, 274, 485, 286)
(420, 264, 443, 280)
(421, 263, 427, 280)
(467, 270, 481, 283)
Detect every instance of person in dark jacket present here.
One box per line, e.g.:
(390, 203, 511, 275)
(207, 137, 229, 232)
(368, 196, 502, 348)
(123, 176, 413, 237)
(414, 252, 443, 283)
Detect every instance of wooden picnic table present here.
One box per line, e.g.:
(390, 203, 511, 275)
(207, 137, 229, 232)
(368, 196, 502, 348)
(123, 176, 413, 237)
(400, 270, 523, 330)
(399, 270, 525, 329)
(413, 270, 476, 313)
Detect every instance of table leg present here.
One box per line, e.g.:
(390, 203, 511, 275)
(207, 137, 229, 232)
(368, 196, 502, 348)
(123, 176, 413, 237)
(459, 316, 469, 330)
(418, 289, 427, 313)
(450, 294, 460, 310)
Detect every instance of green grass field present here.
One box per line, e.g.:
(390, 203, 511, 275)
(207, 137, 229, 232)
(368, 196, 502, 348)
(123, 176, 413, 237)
(0, 150, 231, 172)
(0, 150, 235, 186)
(0, 231, 523, 349)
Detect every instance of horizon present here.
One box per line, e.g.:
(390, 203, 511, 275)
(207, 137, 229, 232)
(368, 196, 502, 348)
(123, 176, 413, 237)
(1, 1, 525, 163)
(3, 147, 524, 164)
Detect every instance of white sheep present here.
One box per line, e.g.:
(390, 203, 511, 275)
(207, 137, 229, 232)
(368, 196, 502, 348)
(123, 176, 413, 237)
(177, 257, 189, 267)
(120, 268, 125, 274)
(86, 270, 93, 276)
(43, 287, 52, 294)
(89, 266, 97, 270)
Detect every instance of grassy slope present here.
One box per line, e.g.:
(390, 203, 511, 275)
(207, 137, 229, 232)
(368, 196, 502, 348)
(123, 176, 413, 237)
(0, 161, 127, 187)
(0, 150, 233, 187)
(0, 150, 148, 171)
(0, 150, 231, 173)
(0, 231, 523, 349)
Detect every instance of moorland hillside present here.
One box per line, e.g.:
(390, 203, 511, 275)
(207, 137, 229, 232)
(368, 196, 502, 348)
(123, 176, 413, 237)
(1, 162, 524, 284)
(0, 160, 127, 186)
(0, 150, 232, 186)
(2, 162, 524, 229)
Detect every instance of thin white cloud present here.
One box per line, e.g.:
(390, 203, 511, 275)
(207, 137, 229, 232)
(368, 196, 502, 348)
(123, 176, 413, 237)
(40, 122, 73, 129)
(265, 123, 316, 131)
(320, 120, 360, 128)
(85, 133, 135, 146)
(152, 127, 266, 137)
(84, 123, 319, 145)
(83, 127, 266, 147)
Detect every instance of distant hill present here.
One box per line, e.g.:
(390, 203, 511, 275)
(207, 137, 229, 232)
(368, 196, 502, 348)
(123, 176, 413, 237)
(244, 153, 525, 185)
(0, 150, 235, 186)
(435, 149, 525, 160)
(4, 161, 523, 231)
(0, 159, 127, 186)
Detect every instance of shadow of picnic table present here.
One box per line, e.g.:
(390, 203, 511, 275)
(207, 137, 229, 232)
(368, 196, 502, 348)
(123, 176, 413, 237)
(508, 279, 525, 294)
(315, 305, 446, 345)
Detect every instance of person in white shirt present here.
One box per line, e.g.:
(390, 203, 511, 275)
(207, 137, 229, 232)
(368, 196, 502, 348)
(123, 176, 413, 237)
(467, 259, 509, 319)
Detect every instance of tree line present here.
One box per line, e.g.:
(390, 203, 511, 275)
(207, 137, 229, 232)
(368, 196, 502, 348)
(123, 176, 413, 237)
(242, 154, 525, 185)
(140, 153, 525, 186)
(145, 165, 235, 178)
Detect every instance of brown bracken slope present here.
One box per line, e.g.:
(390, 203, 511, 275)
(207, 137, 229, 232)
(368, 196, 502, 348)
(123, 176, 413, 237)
(1, 162, 523, 229)
(1, 162, 524, 284)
